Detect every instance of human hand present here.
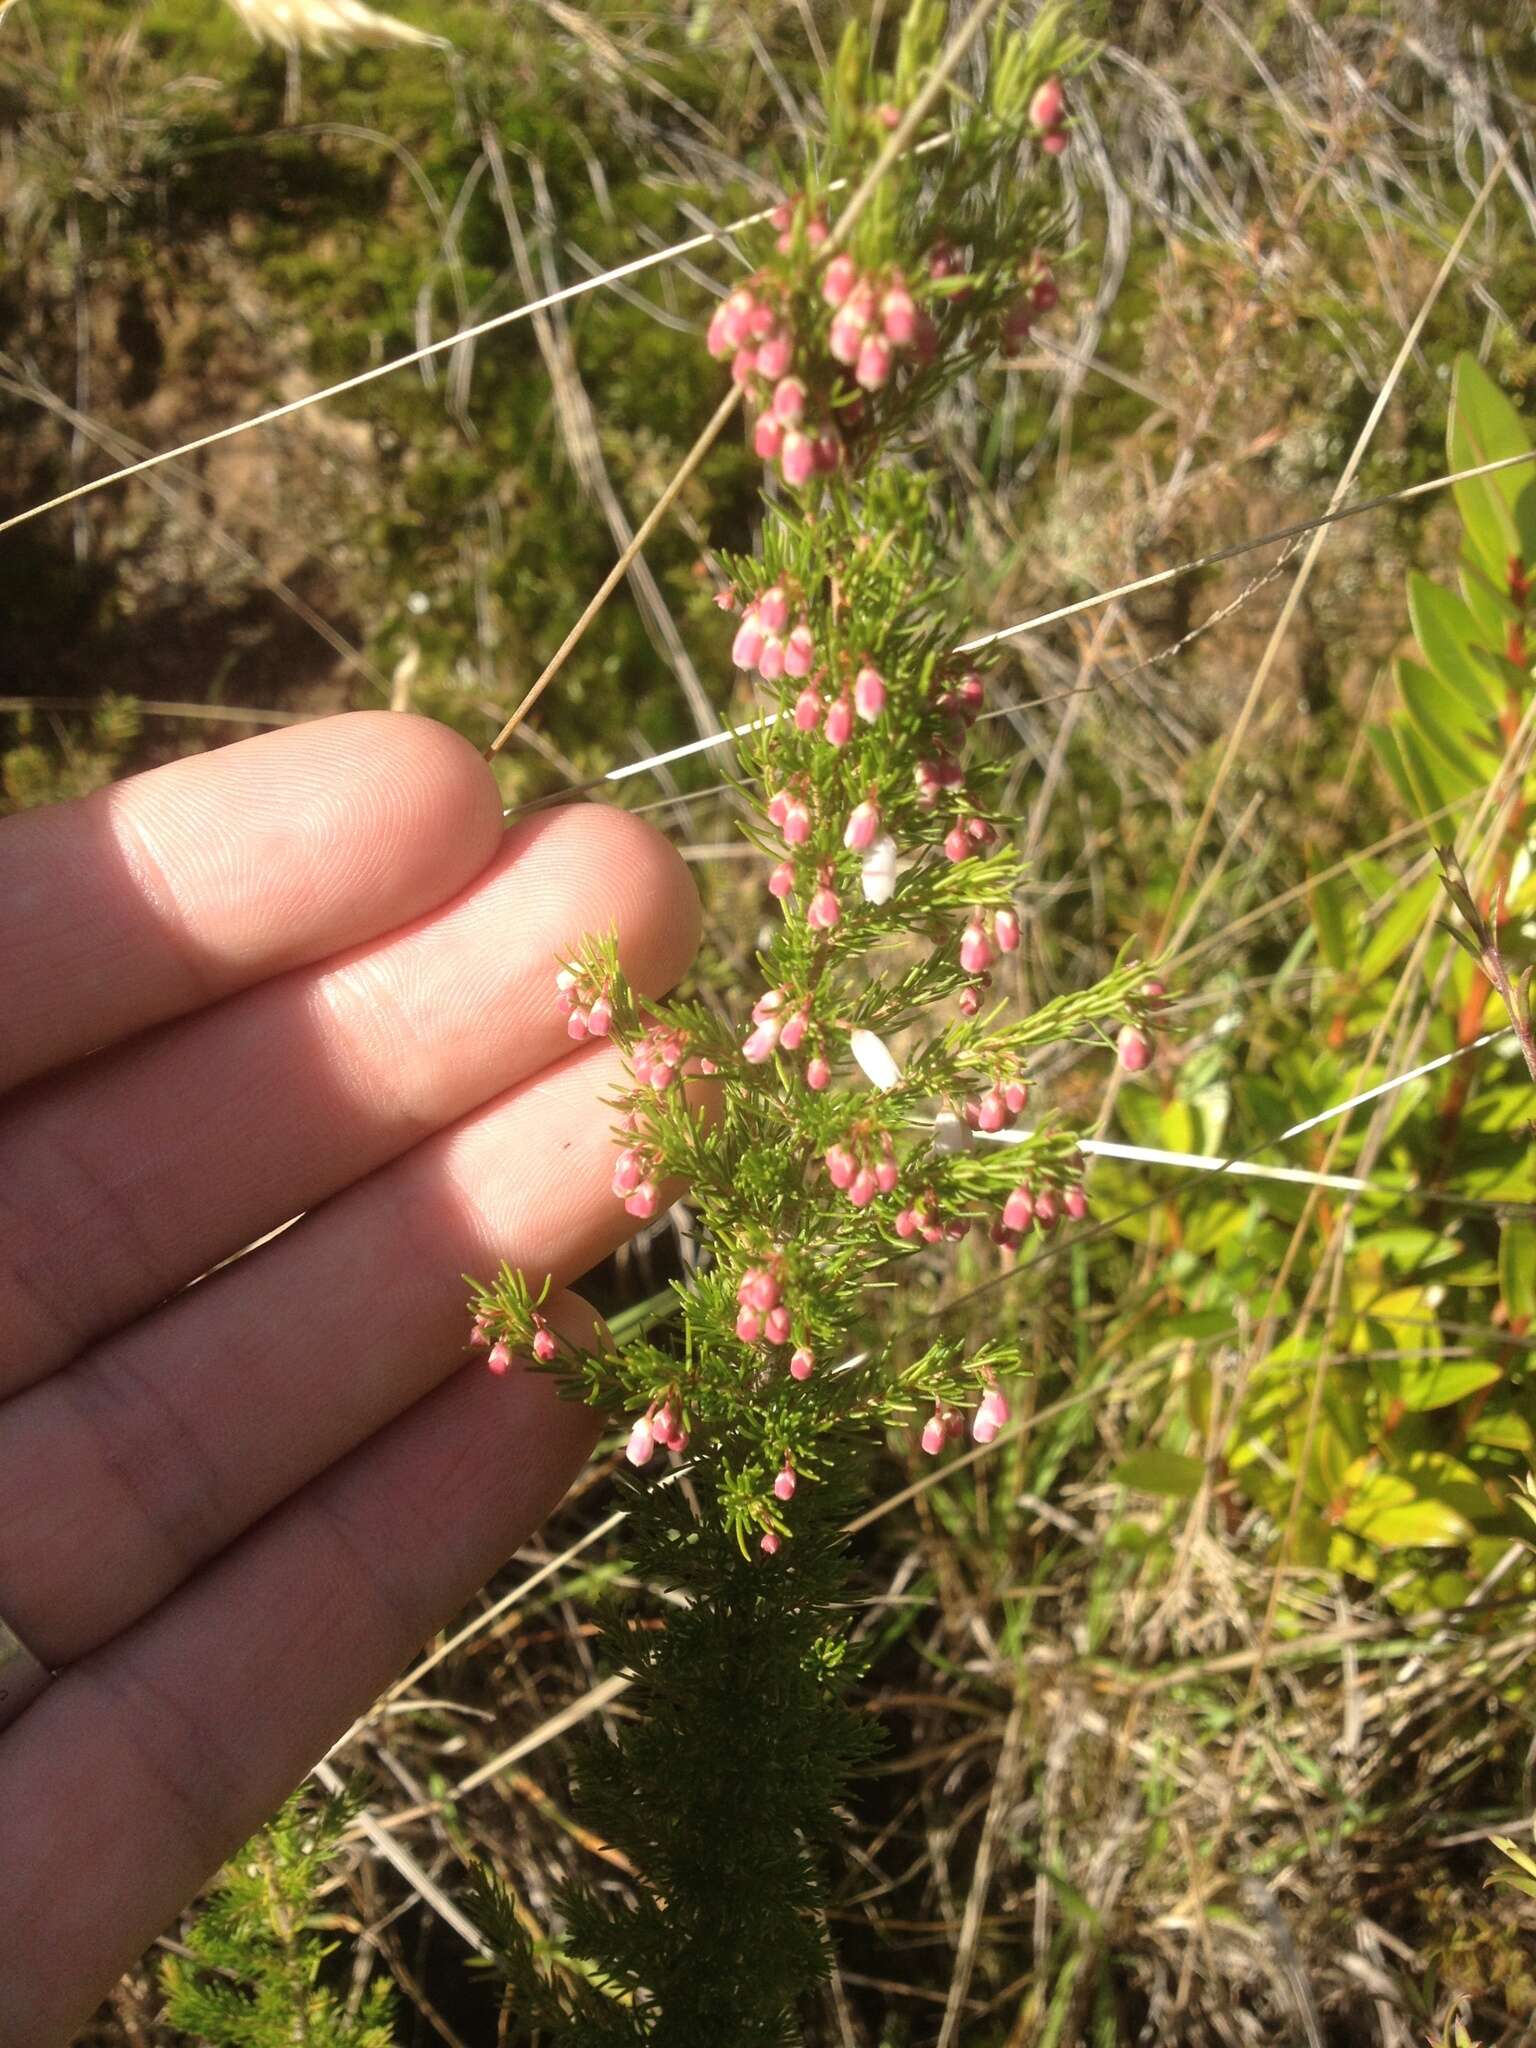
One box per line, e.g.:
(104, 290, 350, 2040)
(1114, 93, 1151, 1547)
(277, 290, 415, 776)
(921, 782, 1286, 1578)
(0, 712, 700, 2044)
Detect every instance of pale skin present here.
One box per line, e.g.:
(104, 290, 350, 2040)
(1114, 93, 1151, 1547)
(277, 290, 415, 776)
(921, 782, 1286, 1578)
(0, 712, 702, 2045)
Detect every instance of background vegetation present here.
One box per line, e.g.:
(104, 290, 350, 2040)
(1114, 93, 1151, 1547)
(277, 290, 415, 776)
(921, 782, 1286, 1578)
(7, 0, 1536, 2040)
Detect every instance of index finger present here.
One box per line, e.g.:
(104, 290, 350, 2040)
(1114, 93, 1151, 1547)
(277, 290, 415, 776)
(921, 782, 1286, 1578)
(0, 712, 505, 1093)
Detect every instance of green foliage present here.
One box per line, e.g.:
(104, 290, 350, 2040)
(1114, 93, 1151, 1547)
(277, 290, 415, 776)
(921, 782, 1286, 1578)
(474, 1472, 878, 2047)
(1102, 351, 1536, 1609)
(158, 1791, 397, 2047)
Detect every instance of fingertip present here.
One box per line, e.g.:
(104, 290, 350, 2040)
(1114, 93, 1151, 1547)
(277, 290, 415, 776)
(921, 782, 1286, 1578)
(523, 801, 703, 998)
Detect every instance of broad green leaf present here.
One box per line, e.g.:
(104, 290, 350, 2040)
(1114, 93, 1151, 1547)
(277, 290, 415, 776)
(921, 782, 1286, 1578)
(1393, 718, 1476, 824)
(1112, 1447, 1205, 1498)
(1501, 1219, 1536, 1323)
(1308, 870, 1351, 973)
(1407, 573, 1506, 717)
(1395, 657, 1496, 779)
(1460, 548, 1518, 642)
(1357, 873, 1442, 984)
(1447, 352, 1536, 583)
(1367, 720, 1418, 814)
(1468, 1410, 1533, 1453)
(1373, 1357, 1502, 1412)
(1342, 1479, 1473, 1549)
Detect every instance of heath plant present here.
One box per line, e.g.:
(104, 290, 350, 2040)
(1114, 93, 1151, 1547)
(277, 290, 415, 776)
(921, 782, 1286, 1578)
(465, 10, 1163, 2038)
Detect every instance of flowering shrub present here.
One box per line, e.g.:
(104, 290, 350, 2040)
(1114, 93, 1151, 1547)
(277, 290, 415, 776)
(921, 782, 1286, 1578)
(466, 10, 1163, 2033)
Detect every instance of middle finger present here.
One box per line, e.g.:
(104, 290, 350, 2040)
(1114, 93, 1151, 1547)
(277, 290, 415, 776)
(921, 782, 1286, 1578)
(0, 1036, 667, 1667)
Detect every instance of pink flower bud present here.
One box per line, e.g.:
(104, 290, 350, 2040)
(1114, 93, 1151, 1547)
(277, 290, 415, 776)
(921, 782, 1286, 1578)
(784, 625, 815, 678)
(1041, 129, 1068, 156)
(1064, 1185, 1088, 1221)
(829, 307, 867, 365)
(469, 1317, 490, 1346)
(1029, 77, 1066, 132)
(627, 1417, 656, 1467)
(895, 1208, 918, 1238)
(742, 1020, 780, 1064)
(487, 1339, 513, 1375)
(706, 305, 733, 359)
(760, 1530, 781, 1556)
(1002, 299, 1035, 351)
(532, 1326, 558, 1363)
(740, 1265, 781, 1312)
(824, 694, 855, 748)
(972, 1388, 1009, 1443)
(1004, 1079, 1028, 1115)
(806, 215, 828, 248)
(653, 1402, 682, 1448)
(793, 683, 822, 729)
(779, 1007, 808, 1052)
(567, 1009, 590, 1042)
(772, 376, 807, 425)
(626, 1181, 660, 1219)
(586, 994, 613, 1037)
(770, 201, 792, 232)
(921, 1413, 948, 1456)
(753, 412, 785, 461)
(958, 985, 982, 1017)
(825, 1143, 855, 1189)
(765, 1304, 791, 1344)
(718, 289, 754, 348)
(958, 671, 984, 714)
(758, 635, 786, 682)
(853, 665, 887, 721)
(732, 346, 760, 390)
(756, 332, 792, 382)
(844, 799, 880, 851)
(782, 796, 811, 846)
(875, 1155, 899, 1195)
(959, 921, 993, 975)
(781, 430, 816, 487)
(790, 1346, 815, 1380)
(855, 334, 893, 391)
(1117, 1023, 1153, 1073)
(747, 300, 776, 340)
(814, 432, 842, 473)
(976, 1090, 1007, 1133)
(882, 286, 918, 347)
(994, 909, 1021, 954)
(768, 860, 795, 899)
(944, 823, 970, 863)
(848, 1165, 878, 1208)
(822, 253, 857, 308)
(758, 585, 789, 634)
(736, 1306, 762, 1344)
(1002, 1185, 1035, 1235)
(732, 614, 765, 668)
(806, 1055, 831, 1092)
(1033, 1189, 1058, 1230)
(808, 884, 841, 931)
(774, 1463, 797, 1501)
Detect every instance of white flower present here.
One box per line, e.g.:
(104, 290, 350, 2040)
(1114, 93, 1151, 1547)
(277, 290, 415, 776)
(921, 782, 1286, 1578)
(859, 834, 899, 905)
(932, 1111, 972, 1154)
(849, 1029, 901, 1092)
(226, 0, 449, 53)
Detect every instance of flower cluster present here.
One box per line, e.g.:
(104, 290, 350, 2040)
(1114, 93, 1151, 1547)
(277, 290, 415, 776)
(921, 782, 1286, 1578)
(471, 14, 1148, 1566)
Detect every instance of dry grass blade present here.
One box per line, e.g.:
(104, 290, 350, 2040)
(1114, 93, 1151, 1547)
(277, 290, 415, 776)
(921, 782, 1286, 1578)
(1156, 140, 1513, 957)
